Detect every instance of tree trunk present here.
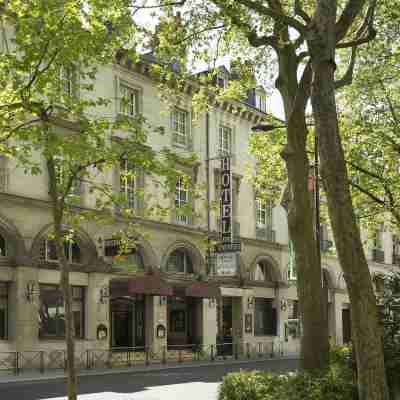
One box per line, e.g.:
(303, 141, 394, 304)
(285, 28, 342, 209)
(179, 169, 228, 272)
(47, 156, 78, 400)
(309, 3, 389, 398)
(276, 45, 329, 371)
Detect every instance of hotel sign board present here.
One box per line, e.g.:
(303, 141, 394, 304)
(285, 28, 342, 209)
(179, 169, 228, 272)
(216, 252, 238, 276)
(220, 157, 233, 244)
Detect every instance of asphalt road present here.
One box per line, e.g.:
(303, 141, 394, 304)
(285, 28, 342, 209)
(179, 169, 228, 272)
(0, 359, 298, 400)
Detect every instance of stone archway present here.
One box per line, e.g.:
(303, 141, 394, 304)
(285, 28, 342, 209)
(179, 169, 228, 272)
(248, 253, 281, 283)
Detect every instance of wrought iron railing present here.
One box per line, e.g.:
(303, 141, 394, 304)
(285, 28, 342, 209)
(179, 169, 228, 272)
(0, 341, 298, 375)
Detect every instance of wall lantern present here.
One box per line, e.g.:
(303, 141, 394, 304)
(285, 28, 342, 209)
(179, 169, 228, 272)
(247, 296, 254, 309)
(280, 298, 288, 312)
(99, 285, 109, 304)
(209, 297, 216, 308)
(25, 280, 40, 303)
(159, 295, 167, 306)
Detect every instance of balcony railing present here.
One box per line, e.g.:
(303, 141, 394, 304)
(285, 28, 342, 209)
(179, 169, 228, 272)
(0, 168, 9, 192)
(256, 226, 276, 242)
(372, 248, 385, 263)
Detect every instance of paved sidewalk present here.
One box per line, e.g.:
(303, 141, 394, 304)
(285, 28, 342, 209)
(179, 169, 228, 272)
(0, 356, 298, 384)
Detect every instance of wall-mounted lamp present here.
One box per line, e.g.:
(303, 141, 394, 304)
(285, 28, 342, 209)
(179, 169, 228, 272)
(159, 296, 167, 306)
(247, 296, 254, 309)
(99, 285, 109, 304)
(25, 280, 40, 303)
(208, 298, 216, 308)
(280, 298, 288, 312)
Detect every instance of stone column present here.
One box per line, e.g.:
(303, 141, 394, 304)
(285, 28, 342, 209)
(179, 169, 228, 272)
(332, 291, 345, 345)
(146, 296, 167, 355)
(14, 266, 39, 351)
(201, 298, 217, 352)
(87, 273, 110, 349)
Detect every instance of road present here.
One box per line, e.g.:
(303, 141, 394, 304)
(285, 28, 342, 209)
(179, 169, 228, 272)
(0, 359, 298, 400)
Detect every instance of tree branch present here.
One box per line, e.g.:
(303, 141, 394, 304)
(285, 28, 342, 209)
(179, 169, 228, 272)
(336, 0, 368, 42)
(334, 47, 357, 89)
(236, 0, 307, 34)
(350, 180, 386, 206)
(336, 27, 376, 48)
(174, 24, 225, 45)
(133, 1, 185, 10)
(294, 0, 311, 23)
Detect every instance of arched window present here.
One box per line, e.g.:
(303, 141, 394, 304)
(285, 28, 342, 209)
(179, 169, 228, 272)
(166, 249, 194, 274)
(253, 261, 275, 282)
(40, 238, 81, 264)
(0, 234, 6, 256)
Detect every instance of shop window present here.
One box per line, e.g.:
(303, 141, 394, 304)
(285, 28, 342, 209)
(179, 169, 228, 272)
(40, 238, 81, 264)
(0, 282, 8, 339)
(253, 261, 274, 282)
(166, 249, 194, 274)
(0, 234, 6, 256)
(254, 298, 277, 336)
(38, 285, 85, 339)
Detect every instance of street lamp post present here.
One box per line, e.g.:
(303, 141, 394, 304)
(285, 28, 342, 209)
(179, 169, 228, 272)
(251, 123, 321, 269)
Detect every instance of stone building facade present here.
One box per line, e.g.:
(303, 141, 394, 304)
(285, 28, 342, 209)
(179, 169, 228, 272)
(0, 55, 397, 360)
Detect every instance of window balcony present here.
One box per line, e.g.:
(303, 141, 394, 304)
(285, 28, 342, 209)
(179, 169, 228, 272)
(256, 226, 276, 242)
(372, 248, 385, 263)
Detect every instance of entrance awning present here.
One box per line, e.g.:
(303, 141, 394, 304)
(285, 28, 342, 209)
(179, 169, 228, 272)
(183, 281, 221, 298)
(110, 275, 173, 297)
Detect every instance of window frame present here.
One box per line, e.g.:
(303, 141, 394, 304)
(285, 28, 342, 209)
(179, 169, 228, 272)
(166, 249, 194, 274)
(41, 238, 82, 265)
(171, 107, 190, 148)
(175, 176, 189, 225)
(255, 197, 272, 228)
(118, 83, 139, 118)
(120, 158, 136, 209)
(38, 284, 85, 340)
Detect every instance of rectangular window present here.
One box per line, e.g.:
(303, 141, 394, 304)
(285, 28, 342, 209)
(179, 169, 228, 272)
(254, 298, 277, 336)
(175, 176, 189, 224)
(119, 84, 138, 117)
(0, 282, 8, 340)
(255, 94, 266, 112)
(171, 108, 189, 147)
(59, 65, 77, 98)
(219, 125, 232, 156)
(42, 239, 81, 264)
(39, 285, 85, 339)
(120, 158, 136, 209)
(256, 198, 272, 227)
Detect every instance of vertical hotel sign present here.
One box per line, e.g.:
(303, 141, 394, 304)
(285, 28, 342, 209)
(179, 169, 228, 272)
(220, 156, 232, 244)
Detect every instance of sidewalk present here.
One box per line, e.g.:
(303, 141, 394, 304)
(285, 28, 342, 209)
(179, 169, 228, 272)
(0, 355, 299, 384)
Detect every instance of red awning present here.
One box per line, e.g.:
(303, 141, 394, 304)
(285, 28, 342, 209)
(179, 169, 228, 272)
(110, 276, 173, 297)
(127, 275, 173, 296)
(184, 281, 221, 298)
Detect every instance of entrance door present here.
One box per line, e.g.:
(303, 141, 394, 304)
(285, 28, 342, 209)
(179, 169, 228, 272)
(111, 299, 133, 348)
(220, 297, 233, 355)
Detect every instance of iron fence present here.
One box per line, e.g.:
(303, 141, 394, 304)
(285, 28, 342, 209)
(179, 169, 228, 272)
(0, 341, 298, 375)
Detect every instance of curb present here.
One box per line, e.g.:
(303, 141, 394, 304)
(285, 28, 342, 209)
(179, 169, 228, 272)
(0, 356, 299, 384)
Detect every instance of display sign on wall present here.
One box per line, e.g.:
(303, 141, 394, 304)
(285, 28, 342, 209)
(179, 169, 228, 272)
(220, 157, 232, 244)
(216, 252, 238, 276)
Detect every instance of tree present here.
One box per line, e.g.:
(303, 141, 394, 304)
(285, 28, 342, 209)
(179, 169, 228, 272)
(340, 5, 400, 233)
(149, 1, 389, 398)
(0, 2, 189, 399)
